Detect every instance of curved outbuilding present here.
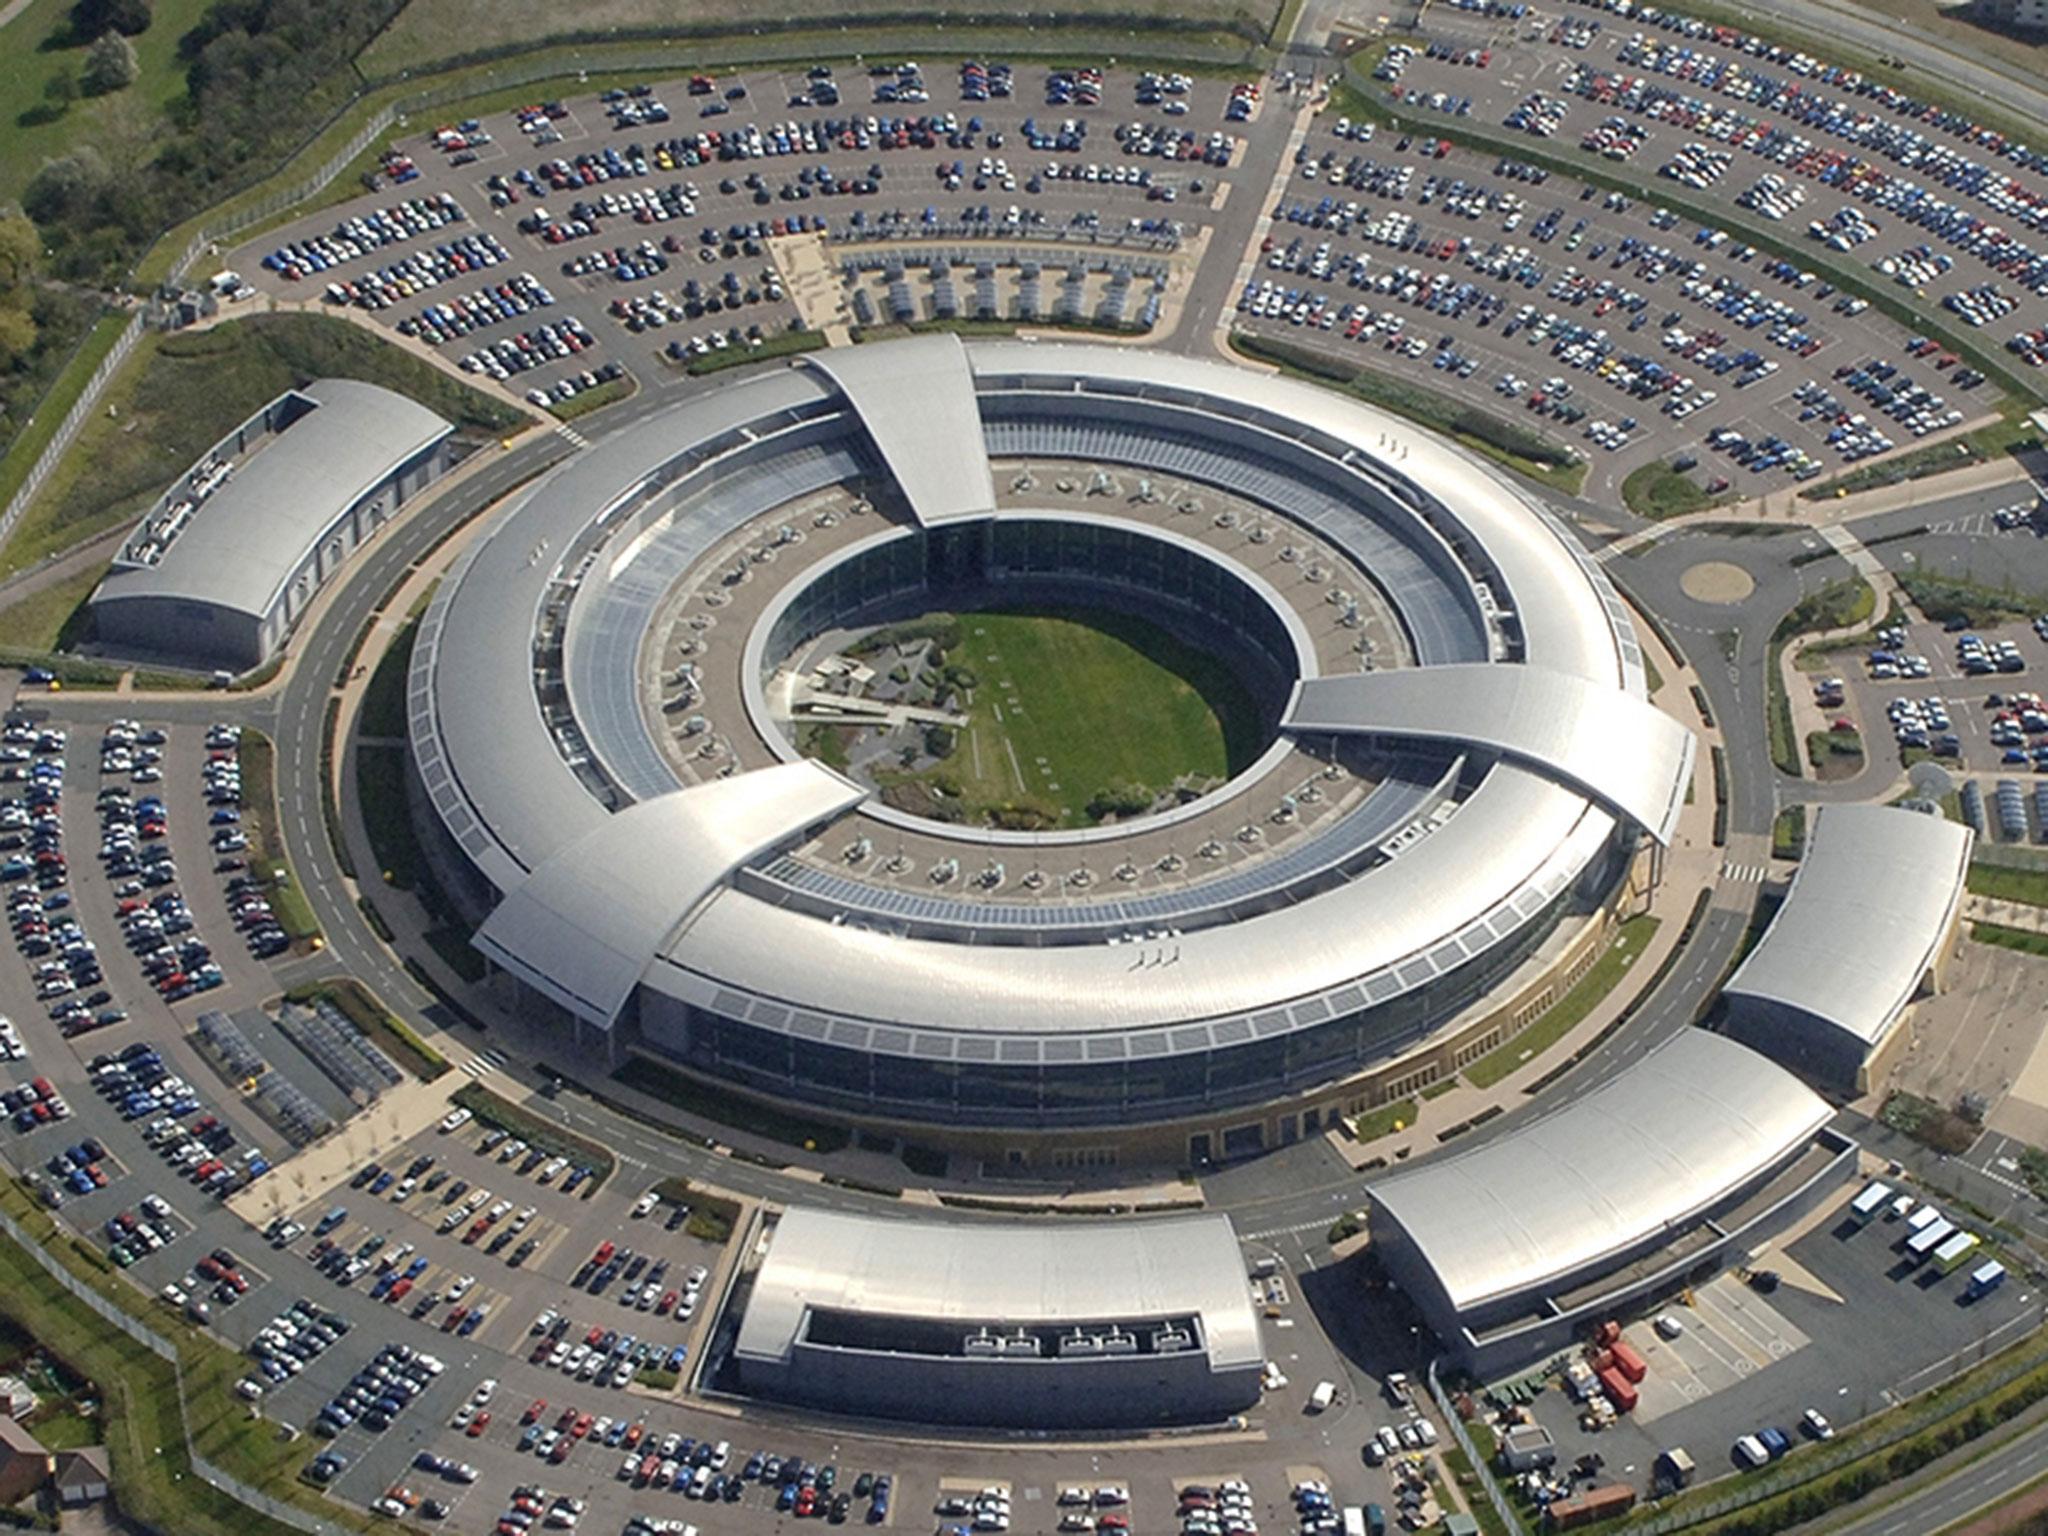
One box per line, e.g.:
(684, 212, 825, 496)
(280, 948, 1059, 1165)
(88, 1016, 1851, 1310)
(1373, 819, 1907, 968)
(1723, 803, 1972, 1094)
(92, 380, 453, 671)
(409, 337, 1696, 1164)
(1367, 1029, 1852, 1373)
(728, 1206, 1263, 1429)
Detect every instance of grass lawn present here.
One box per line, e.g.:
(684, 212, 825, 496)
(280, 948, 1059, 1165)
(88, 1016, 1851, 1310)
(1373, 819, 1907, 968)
(1772, 803, 1807, 861)
(363, 0, 1284, 73)
(0, 562, 106, 653)
(1349, 1097, 1419, 1143)
(1972, 922, 2048, 961)
(865, 606, 1264, 830)
(5, 314, 526, 580)
(237, 729, 322, 944)
(1968, 859, 2048, 907)
(1463, 915, 1661, 1088)
(1898, 572, 2046, 629)
(1621, 459, 1721, 520)
(358, 744, 427, 890)
(0, 0, 219, 206)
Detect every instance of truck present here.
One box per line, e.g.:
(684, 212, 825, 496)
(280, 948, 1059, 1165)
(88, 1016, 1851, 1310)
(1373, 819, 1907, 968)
(1966, 1260, 2007, 1300)
(1545, 1485, 1636, 1529)
(1932, 1230, 1980, 1275)
(1901, 1204, 1943, 1243)
(1905, 1218, 1956, 1264)
(1849, 1180, 1892, 1223)
(1309, 1381, 1337, 1413)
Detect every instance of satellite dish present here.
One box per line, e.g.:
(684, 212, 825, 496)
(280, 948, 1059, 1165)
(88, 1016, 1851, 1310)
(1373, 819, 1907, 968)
(1907, 760, 1955, 800)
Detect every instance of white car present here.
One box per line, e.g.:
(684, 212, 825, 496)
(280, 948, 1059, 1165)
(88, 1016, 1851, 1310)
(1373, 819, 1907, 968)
(632, 1191, 659, 1218)
(1654, 1313, 1685, 1340)
(439, 1108, 473, 1134)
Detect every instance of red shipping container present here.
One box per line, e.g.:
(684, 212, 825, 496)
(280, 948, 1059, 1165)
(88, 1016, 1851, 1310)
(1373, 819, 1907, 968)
(1593, 1319, 1621, 1347)
(1547, 1485, 1637, 1529)
(1596, 1364, 1637, 1413)
(1609, 1340, 1647, 1384)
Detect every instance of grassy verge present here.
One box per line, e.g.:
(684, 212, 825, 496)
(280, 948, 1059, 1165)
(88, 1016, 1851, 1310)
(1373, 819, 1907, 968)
(1231, 332, 1587, 494)
(1968, 859, 2048, 907)
(1769, 578, 1875, 776)
(450, 1084, 614, 1189)
(1464, 916, 1661, 1089)
(1348, 1097, 1420, 1143)
(1772, 804, 1807, 861)
(358, 615, 419, 740)
(1971, 922, 2048, 962)
(684, 328, 828, 375)
(353, 740, 483, 982)
(283, 979, 448, 1082)
(1440, 1444, 1513, 1536)
(1794, 598, 1907, 671)
(649, 1177, 742, 1247)
(1806, 726, 1866, 774)
(4, 315, 527, 582)
(614, 1053, 852, 1154)
(1899, 573, 2045, 629)
(1622, 460, 1725, 520)
(1798, 403, 2039, 502)
(548, 373, 636, 421)
(0, 312, 128, 538)
(236, 729, 320, 944)
(0, 563, 105, 652)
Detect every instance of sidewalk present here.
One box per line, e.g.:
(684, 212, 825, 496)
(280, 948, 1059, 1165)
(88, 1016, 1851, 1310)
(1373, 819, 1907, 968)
(1324, 610, 1738, 1170)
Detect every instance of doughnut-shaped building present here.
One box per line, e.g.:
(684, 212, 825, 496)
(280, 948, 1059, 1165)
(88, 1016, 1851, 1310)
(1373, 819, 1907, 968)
(408, 336, 1695, 1167)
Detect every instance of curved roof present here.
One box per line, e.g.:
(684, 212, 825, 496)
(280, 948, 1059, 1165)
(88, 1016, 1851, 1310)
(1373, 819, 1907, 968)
(734, 1207, 1262, 1371)
(475, 761, 866, 1026)
(96, 380, 451, 620)
(1726, 804, 1972, 1048)
(416, 339, 1676, 1059)
(803, 335, 993, 525)
(1284, 665, 1696, 845)
(1366, 1030, 1832, 1316)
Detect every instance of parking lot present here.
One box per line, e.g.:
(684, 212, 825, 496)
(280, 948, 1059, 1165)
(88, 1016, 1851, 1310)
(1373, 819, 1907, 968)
(228, 62, 1271, 395)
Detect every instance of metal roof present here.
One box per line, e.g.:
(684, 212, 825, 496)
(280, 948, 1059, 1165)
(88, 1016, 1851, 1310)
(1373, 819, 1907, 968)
(95, 380, 451, 619)
(474, 761, 866, 1026)
(1284, 665, 1695, 845)
(804, 335, 994, 525)
(1725, 804, 1973, 1048)
(733, 1207, 1263, 1370)
(1366, 1030, 1833, 1316)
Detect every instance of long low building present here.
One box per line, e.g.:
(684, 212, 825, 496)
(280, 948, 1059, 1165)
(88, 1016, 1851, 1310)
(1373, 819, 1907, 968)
(92, 379, 454, 671)
(1366, 1029, 1853, 1375)
(1722, 803, 1972, 1095)
(727, 1207, 1264, 1429)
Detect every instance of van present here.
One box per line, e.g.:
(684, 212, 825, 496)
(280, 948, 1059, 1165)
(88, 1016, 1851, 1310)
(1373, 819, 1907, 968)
(1309, 1381, 1337, 1413)
(1363, 1506, 1386, 1536)
(1733, 1435, 1769, 1470)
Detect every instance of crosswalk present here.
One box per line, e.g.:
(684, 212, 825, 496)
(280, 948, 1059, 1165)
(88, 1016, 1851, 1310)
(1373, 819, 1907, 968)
(554, 423, 591, 451)
(458, 1048, 511, 1079)
(1720, 861, 1769, 885)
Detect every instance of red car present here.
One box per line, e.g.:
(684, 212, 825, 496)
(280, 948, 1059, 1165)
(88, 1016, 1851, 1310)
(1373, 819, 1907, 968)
(465, 1410, 490, 1438)
(522, 1399, 546, 1425)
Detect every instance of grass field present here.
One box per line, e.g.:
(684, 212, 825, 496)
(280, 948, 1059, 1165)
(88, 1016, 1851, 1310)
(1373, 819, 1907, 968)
(1463, 915, 1661, 1089)
(361, 0, 1284, 73)
(4, 313, 526, 580)
(865, 606, 1265, 830)
(0, 562, 107, 653)
(0, 0, 217, 206)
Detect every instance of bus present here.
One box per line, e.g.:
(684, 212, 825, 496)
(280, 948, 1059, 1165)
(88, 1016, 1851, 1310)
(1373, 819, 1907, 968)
(1905, 1218, 1956, 1264)
(1932, 1230, 1980, 1275)
(1849, 1181, 1893, 1223)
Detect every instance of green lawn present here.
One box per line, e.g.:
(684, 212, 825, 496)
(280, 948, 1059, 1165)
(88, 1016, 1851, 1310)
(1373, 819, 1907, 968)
(1968, 859, 2048, 907)
(0, 562, 106, 652)
(862, 606, 1265, 830)
(1621, 460, 1724, 520)
(237, 729, 321, 944)
(6, 314, 527, 579)
(0, 0, 218, 205)
(1349, 1097, 1419, 1143)
(1463, 916, 1661, 1088)
(359, 614, 420, 740)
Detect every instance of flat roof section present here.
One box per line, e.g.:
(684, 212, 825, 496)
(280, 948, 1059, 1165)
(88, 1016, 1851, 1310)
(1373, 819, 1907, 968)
(96, 379, 451, 619)
(1367, 1030, 1833, 1317)
(1724, 803, 1973, 1049)
(802, 334, 995, 525)
(733, 1206, 1262, 1371)
(1284, 664, 1696, 845)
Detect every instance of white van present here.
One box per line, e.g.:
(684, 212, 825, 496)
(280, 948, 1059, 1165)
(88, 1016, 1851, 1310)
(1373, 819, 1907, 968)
(1309, 1381, 1337, 1413)
(1733, 1435, 1770, 1470)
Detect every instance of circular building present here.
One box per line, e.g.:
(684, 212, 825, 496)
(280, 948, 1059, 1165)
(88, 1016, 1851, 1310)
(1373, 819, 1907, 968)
(408, 336, 1693, 1168)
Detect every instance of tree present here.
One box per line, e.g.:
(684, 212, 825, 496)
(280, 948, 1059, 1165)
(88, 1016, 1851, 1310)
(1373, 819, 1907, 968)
(0, 309, 34, 370)
(80, 31, 140, 95)
(69, 0, 150, 37)
(0, 216, 40, 293)
(22, 148, 108, 227)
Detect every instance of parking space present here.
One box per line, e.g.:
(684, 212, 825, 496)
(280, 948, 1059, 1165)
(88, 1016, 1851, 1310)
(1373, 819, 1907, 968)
(1625, 1275, 1809, 1421)
(226, 60, 1265, 396)
(1233, 122, 1948, 503)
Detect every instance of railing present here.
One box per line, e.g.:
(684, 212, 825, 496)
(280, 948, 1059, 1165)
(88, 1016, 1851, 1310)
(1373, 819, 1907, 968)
(0, 1209, 349, 1536)
(0, 315, 145, 556)
(1428, 1357, 1521, 1536)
